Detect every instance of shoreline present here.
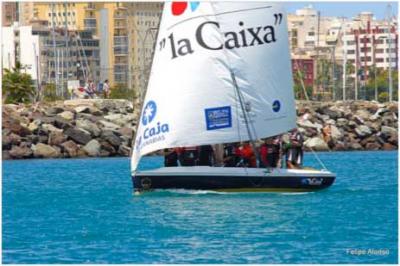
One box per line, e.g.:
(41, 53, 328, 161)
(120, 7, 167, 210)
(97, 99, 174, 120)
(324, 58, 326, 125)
(2, 149, 397, 162)
(2, 99, 398, 160)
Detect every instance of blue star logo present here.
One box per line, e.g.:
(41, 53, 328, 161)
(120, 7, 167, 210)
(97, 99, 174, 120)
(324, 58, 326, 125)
(142, 100, 157, 126)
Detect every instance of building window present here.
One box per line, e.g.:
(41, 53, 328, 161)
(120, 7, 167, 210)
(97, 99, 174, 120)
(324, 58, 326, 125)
(361, 56, 371, 62)
(360, 47, 371, 52)
(386, 48, 396, 53)
(347, 50, 355, 54)
(347, 41, 355, 45)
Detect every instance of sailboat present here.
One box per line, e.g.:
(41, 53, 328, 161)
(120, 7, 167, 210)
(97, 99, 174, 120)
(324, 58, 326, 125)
(131, 2, 335, 193)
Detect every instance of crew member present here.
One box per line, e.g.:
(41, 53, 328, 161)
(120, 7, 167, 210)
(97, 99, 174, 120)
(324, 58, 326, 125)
(223, 143, 239, 167)
(260, 136, 282, 168)
(164, 148, 178, 167)
(238, 142, 257, 168)
(179, 146, 198, 166)
(271, 135, 283, 167)
(197, 145, 215, 166)
(285, 128, 304, 169)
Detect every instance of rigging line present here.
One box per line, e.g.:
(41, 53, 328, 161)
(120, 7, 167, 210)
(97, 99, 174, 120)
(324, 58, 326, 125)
(292, 55, 329, 171)
(309, 147, 328, 171)
(233, 76, 243, 144)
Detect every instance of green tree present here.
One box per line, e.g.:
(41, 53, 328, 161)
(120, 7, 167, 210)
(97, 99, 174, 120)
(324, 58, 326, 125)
(109, 83, 136, 101)
(2, 63, 36, 104)
(293, 69, 313, 100)
(365, 68, 398, 102)
(42, 83, 63, 102)
(378, 92, 389, 102)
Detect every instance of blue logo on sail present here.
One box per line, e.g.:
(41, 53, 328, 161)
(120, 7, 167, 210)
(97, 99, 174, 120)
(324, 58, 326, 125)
(142, 100, 157, 126)
(272, 100, 281, 112)
(205, 106, 232, 130)
(137, 100, 170, 151)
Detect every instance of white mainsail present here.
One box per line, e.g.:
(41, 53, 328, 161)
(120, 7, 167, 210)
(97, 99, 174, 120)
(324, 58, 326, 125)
(131, 2, 296, 172)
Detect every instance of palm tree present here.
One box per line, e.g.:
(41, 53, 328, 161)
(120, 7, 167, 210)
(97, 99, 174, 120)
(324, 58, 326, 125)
(2, 62, 36, 104)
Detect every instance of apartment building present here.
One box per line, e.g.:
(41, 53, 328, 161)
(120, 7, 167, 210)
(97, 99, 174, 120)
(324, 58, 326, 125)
(292, 56, 315, 88)
(288, 5, 344, 57)
(2, 2, 18, 26)
(342, 12, 398, 82)
(2, 21, 100, 92)
(126, 2, 162, 95)
(288, 6, 398, 91)
(17, 2, 162, 91)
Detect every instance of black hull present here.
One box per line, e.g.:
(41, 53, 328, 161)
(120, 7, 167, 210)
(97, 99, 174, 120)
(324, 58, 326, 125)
(132, 170, 335, 193)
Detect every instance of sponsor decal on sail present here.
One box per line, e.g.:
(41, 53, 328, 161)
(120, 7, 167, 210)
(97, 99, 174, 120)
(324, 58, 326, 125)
(171, 1, 200, 16)
(158, 5, 284, 60)
(160, 22, 281, 60)
(204, 106, 232, 131)
(136, 101, 170, 152)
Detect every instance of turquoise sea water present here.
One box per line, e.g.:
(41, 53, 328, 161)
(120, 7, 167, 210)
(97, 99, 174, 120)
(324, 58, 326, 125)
(2, 151, 398, 263)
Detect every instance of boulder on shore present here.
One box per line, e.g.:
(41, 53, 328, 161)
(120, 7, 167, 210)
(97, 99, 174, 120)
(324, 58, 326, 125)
(83, 139, 101, 157)
(304, 137, 329, 151)
(9, 145, 33, 159)
(64, 127, 92, 145)
(61, 140, 79, 157)
(33, 143, 60, 158)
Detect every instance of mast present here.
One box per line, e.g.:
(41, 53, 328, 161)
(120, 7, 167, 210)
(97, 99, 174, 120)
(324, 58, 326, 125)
(51, 3, 58, 93)
(33, 43, 40, 102)
(64, 1, 69, 97)
(342, 24, 347, 101)
(316, 11, 320, 99)
(386, 4, 393, 102)
(77, 34, 91, 80)
(293, 59, 310, 100)
(56, 50, 60, 96)
(61, 49, 64, 97)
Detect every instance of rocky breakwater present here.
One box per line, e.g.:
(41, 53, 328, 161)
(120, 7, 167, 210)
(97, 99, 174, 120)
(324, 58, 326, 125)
(297, 101, 398, 152)
(2, 100, 398, 160)
(2, 99, 139, 159)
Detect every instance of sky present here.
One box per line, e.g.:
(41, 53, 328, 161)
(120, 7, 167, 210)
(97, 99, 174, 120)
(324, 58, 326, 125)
(283, 2, 398, 20)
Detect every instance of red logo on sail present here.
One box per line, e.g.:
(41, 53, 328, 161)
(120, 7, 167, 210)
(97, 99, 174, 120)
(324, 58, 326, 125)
(172, 2, 200, 16)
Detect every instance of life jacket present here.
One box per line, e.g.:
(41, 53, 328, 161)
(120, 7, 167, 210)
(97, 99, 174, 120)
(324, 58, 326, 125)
(239, 144, 256, 167)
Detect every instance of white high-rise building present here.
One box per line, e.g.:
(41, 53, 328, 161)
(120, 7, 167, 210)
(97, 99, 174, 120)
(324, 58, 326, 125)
(342, 13, 397, 73)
